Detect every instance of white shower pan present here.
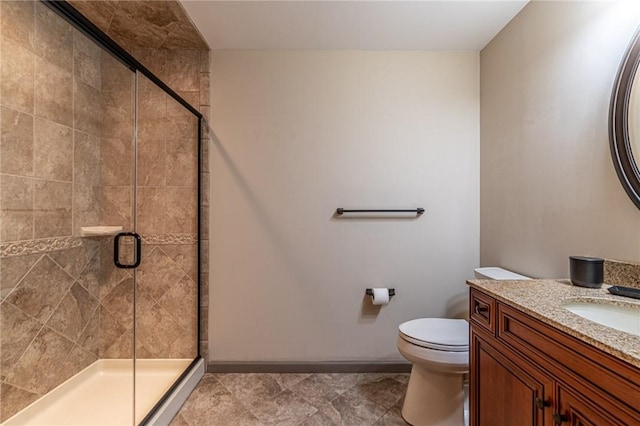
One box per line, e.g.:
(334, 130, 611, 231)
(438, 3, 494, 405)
(2, 358, 204, 426)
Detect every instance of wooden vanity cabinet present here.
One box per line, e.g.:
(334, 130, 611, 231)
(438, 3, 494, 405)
(555, 384, 625, 426)
(471, 330, 553, 425)
(469, 288, 640, 426)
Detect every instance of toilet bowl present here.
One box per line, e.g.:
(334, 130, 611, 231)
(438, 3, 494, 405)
(397, 267, 530, 426)
(397, 318, 468, 426)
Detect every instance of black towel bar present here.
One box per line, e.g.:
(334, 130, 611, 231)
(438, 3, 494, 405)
(336, 208, 424, 215)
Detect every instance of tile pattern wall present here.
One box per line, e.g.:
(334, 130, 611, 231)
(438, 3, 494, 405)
(96, 239, 196, 360)
(0, 1, 107, 420)
(95, 65, 201, 361)
(65, 0, 212, 364)
(0, 1, 102, 243)
(63, 0, 210, 361)
(1, 0, 210, 419)
(67, 0, 208, 51)
(99, 52, 134, 232)
(136, 244, 198, 358)
(129, 47, 210, 362)
(0, 240, 101, 421)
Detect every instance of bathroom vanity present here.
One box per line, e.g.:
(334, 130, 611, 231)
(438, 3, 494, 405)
(467, 279, 640, 425)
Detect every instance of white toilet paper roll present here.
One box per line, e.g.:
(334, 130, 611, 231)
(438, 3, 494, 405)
(371, 288, 390, 305)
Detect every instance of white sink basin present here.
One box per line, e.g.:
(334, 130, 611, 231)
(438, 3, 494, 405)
(563, 301, 640, 337)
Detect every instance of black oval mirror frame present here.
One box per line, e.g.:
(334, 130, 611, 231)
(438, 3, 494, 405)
(610, 27, 640, 210)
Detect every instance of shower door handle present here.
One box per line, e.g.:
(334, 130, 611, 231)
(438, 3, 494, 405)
(114, 232, 142, 269)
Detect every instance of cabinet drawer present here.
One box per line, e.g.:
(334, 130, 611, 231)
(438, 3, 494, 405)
(470, 289, 495, 335)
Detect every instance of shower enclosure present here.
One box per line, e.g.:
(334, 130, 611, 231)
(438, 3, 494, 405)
(0, 1, 204, 424)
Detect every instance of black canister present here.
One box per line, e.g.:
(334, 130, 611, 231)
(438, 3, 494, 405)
(569, 256, 604, 288)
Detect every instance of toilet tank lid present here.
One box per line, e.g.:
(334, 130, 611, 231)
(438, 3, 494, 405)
(474, 267, 531, 280)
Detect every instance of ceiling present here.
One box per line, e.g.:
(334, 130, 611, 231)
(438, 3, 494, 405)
(180, 0, 529, 51)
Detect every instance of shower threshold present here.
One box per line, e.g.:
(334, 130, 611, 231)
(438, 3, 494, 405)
(2, 358, 194, 426)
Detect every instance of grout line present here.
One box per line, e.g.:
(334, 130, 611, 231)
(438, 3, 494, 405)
(38, 259, 76, 326)
(3, 321, 74, 397)
(0, 173, 74, 185)
(31, 40, 36, 243)
(3, 301, 45, 382)
(47, 249, 87, 283)
(0, 252, 45, 303)
(0, 377, 40, 397)
(99, 274, 135, 328)
(74, 300, 100, 347)
(71, 34, 76, 239)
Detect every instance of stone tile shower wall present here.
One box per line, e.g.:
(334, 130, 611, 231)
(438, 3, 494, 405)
(0, 0, 209, 420)
(95, 51, 137, 360)
(90, 48, 204, 362)
(136, 75, 200, 361)
(130, 49, 209, 362)
(67, 0, 212, 364)
(0, 1, 105, 420)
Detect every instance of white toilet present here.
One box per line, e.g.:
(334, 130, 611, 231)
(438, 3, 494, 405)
(397, 267, 531, 426)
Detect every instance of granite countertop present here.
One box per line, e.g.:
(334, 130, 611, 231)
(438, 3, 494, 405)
(467, 279, 640, 369)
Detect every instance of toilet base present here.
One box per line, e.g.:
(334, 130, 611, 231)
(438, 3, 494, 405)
(402, 364, 464, 426)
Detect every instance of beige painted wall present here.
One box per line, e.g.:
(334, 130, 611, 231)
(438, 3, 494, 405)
(210, 51, 479, 361)
(480, 1, 640, 279)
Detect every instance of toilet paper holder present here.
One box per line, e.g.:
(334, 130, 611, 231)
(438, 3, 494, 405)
(365, 288, 395, 297)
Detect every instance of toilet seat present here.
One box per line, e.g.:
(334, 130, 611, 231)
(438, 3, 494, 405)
(399, 318, 469, 352)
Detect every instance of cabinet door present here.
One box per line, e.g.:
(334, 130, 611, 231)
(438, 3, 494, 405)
(555, 385, 626, 426)
(471, 330, 554, 426)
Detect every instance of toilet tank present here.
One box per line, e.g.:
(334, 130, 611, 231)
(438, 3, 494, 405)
(474, 267, 531, 280)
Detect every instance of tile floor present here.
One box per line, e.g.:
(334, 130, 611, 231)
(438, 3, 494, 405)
(171, 373, 411, 425)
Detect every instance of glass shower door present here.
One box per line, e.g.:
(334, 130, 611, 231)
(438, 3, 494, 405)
(133, 72, 199, 423)
(99, 47, 138, 425)
(1, 1, 201, 424)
